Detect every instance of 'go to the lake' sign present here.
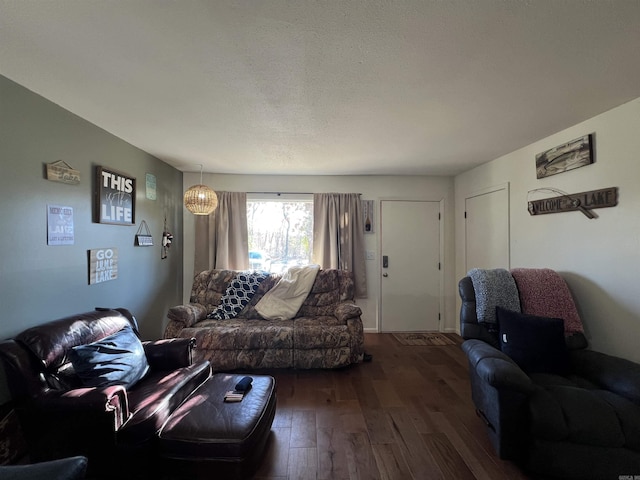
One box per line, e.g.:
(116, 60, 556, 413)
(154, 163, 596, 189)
(96, 166, 136, 225)
(89, 248, 118, 285)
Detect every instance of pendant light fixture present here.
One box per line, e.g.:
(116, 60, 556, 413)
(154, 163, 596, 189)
(183, 164, 218, 215)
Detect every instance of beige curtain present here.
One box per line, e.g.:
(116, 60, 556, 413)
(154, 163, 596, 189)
(194, 191, 249, 272)
(312, 193, 367, 298)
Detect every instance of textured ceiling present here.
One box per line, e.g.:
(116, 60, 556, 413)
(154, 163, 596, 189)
(2, 1, 640, 176)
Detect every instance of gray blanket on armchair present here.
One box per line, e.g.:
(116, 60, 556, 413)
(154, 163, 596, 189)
(468, 268, 520, 325)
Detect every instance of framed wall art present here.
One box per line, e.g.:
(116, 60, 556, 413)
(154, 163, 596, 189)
(535, 134, 594, 179)
(47, 204, 74, 245)
(95, 166, 136, 225)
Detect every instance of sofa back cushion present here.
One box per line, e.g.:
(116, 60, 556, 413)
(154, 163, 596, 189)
(297, 269, 346, 318)
(15, 310, 133, 370)
(189, 269, 237, 311)
(190, 269, 355, 320)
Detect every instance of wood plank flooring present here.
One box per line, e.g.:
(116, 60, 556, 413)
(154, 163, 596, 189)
(251, 333, 534, 480)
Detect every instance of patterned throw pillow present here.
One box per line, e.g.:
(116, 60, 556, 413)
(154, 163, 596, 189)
(208, 271, 268, 320)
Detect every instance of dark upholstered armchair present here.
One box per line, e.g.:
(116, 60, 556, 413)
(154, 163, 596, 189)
(0, 308, 211, 477)
(459, 269, 640, 480)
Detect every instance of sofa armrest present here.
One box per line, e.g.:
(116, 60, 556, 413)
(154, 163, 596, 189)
(462, 339, 535, 394)
(19, 386, 128, 465)
(335, 302, 362, 321)
(143, 338, 195, 370)
(344, 309, 365, 363)
(34, 385, 129, 429)
(167, 303, 208, 328)
(571, 349, 640, 403)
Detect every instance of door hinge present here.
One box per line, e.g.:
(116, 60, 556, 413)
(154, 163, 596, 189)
(438, 313, 441, 321)
(438, 262, 441, 270)
(464, 211, 467, 219)
(438, 212, 441, 220)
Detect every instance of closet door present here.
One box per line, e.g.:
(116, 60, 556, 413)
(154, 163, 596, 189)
(465, 183, 510, 271)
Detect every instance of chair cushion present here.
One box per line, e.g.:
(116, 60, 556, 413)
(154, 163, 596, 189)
(69, 325, 149, 388)
(529, 383, 640, 451)
(15, 310, 130, 370)
(497, 307, 569, 375)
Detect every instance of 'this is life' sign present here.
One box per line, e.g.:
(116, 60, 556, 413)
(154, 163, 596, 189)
(95, 166, 136, 225)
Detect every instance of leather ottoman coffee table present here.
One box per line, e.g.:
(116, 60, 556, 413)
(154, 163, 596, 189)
(158, 373, 276, 479)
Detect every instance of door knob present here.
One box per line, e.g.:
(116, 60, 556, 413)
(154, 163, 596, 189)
(382, 273, 388, 277)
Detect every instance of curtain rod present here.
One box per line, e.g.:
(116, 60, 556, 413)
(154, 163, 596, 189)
(246, 192, 361, 196)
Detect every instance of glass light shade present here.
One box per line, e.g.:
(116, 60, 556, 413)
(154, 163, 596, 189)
(183, 184, 218, 215)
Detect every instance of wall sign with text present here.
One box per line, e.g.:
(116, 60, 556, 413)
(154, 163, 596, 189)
(95, 166, 136, 225)
(47, 204, 74, 245)
(527, 187, 618, 217)
(88, 247, 118, 285)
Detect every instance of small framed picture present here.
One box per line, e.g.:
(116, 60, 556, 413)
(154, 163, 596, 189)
(95, 166, 136, 225)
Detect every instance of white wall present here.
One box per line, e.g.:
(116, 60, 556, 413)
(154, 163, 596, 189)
(182, 174, 456, 332)
(455, 97, 640, 363)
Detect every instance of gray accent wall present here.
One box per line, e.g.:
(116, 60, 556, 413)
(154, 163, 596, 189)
(0, 75, 184, 403)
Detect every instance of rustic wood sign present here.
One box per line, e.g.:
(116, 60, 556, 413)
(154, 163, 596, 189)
(535, 134, 594, 179)
(46, 160, 80, 184)
(88, 247, 118, 285)
(528, 187, 618, 217)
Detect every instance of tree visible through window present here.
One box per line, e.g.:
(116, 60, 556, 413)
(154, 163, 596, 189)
(247, 196, 313, 273)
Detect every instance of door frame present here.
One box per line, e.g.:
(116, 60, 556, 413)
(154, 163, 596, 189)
(377, 198, 445, 332)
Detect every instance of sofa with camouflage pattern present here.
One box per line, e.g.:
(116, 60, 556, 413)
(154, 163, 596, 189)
(163, 268, 365, 370)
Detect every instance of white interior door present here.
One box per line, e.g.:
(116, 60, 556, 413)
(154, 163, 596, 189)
(380, 200, 440, 332)
(465, 184, 510, 271)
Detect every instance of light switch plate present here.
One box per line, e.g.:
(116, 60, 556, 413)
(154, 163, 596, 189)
(366, 250, 375, 260)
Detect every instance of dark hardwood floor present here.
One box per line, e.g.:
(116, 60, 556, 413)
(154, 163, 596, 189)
(251, 332, 533, 480)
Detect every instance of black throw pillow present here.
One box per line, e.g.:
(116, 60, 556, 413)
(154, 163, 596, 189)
(496, 306, 569, 375)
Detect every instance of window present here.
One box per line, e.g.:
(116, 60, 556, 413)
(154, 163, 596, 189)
(247, 194, 313, 273)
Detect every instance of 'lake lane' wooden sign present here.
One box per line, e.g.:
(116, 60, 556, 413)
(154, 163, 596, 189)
(528, 187, 618, 217)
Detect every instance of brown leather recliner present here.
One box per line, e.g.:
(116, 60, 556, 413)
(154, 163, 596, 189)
(0, 308, 212, 477)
